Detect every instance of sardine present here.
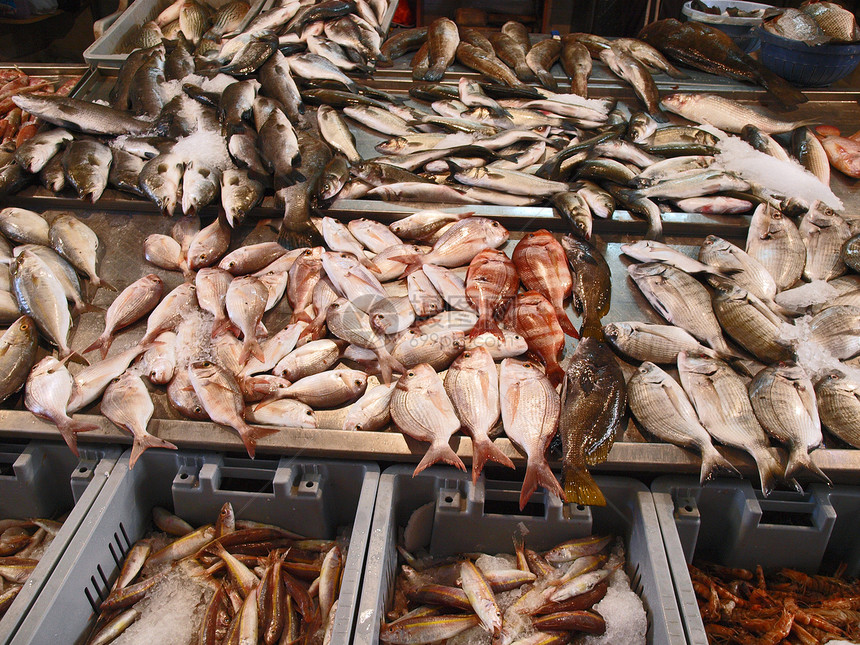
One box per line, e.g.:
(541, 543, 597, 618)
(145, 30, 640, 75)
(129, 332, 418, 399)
(749, 362, 830, 484)
(628, 361, 738, 483)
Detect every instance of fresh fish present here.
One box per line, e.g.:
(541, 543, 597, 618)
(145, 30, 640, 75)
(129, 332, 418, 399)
(368, 295, 414, 335)
(560, 40, 591, 97)
(316, 104, 360, 164)
(749, 362, 830, 484)
(25, 356, 98, 455)
(130, 48, 165, 118)
(764, 8, 830, 45)
(550, 191, 592, 240)
(258, 51, 304, 123)
(11, 250, 75, 359)
(14, 128, 72, 173)
(111, 44, 162, 110)
(391, 363, 465, 474)
(445, 347, 513, 483)
(101, 372, 176, 468)
(108, 148, 145, 197)
(13, 245, 90, 317)
(40, 153, 66, 193)
(802, 1, 860, 42)
(188, 215, 231, 271)
(326, 298, 403, 384)
(632, 169, 750, 201)
(0, 207, 49, 246)
(288, 53, 358, 92)
(138, 153, 184, 216)
(504, 291, 566, 386)
(809, 305, 860, 360)
(144, 234, 182, 273)
(226, 275, 268, 363)
(138, 282, 198, 347)
(464, 249, 518, 341)
(181, 160, 220, 217)
(699, 235, 778, 304)
(791, 126, 830, 185)
(676, 197, 753, 214)
(62, 140, 112, 202)
(273, 338, 341, 382)
(194, 267, 232, 339)
(745, 204, 806, 291)
(424, 17, 458, 81)
(50, 213, 113, 292)
(600, 45, 665, 121)
(259, 109, 300, 183)
(85, 274, 163, 358)
(465, 330, 527, 359)
(347, 218, 402, 255)
(678, 352, 786, 496)
(287, 246, 323, 324)
(741, 124, 791, 163)
(143, 331, 176, 385)
(221, 169, 263, 227)
(0, 316, 38, 403)
(562, 234, 610, 339)
(623, 240, 721, 276)
(277, 368, 367, 408)
(499, 358, 565, 509)
(321, 217, 379, 274)
(167, 367, 208, 420)
(11, 95, 150, 136)
(322, 250, 387, 312)
(560, 338, 627, 506)
(815, 370, 860, 449)
(628, 361, 738, 483)
(526, 38, 561, 91)
(189, 360, 276, 457)
(245, 398, 317, 428)
(219, 243, 286, 277)
(367, 182, 480, 204)
(815, 127, 860, 178)
(220, 31, 278, 75)
(628, 262, 734, 356)
(614, 37, 688, 78)
(340, 382, 394, 433)
(391, 217, 509, 271)
(407, 269, 443, 317)
(799, 202, 851, 281)
(454, 167, 568, 198)
(604, 321, 718, 364)
(388, 210, 470, 242)
(845, 234, 860, 273)
(460, 560, 501, 636)
(204, 0, 249, 39)
(379, 26, 428, 65)
(391, 327, 465, 371)
(661, 93, 812, 134)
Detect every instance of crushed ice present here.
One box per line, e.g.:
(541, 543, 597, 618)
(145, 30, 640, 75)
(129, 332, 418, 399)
(775, 280, 839, 312)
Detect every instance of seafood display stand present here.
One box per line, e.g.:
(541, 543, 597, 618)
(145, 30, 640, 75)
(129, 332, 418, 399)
(9, 451, 379, 644)
(3, 28, 860, 645)
(652, 477, 860, 644)
(0, 441, 120, 643)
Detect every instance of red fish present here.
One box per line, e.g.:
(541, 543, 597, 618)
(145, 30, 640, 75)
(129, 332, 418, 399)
(504, 291, 566, 386)
(465, 249, 519, 341)
(512, 230, 578, 338)
(815, 125, 860, 178)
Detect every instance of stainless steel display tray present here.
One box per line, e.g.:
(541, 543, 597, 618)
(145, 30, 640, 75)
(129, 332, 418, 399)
(0, 209, 857, 484)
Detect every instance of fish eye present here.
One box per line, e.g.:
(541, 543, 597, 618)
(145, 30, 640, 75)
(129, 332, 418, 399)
(20, 323, 27, 330)
(194, 406, 202, 413)
(407, 371, 414, 377)
(463, 352, 470, 358)
(354, 380, 362, 386)
(306, 410, 313, 416)
(355, 423, 363, 430)
(199, 254, 207, 260)
(228, 261, 235, 268)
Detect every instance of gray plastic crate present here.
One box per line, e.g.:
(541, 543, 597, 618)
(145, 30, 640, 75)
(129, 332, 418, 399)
(354, 466, 686, 645)
(10, 450, 379, 645)
(651, 476, 860, 645)
(0, 441, 120, 645)
(84, 0, 268, 69)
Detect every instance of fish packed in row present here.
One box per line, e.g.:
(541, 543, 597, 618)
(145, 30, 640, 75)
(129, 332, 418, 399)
(610, 200, 860, 495)
(384, 532, 645, 644)
(691, 561, 860, 644)
(0, 516, 63, 618)
(80, 502, 347, 645)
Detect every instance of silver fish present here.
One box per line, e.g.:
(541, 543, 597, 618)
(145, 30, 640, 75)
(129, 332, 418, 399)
(188, 216, 231, 271)
(699, 235, 778, 304)
(273, 338, 341, 382)
(746, 204, 806, 292)
(0, 208, 50, 246)
(815, 370, 860, 449)
(50, 214, 112, 292)
(144, 234, 183, 272)
(628, 361, 738, 483)
(713, 285, 791, 364)
(245, 397, 317, 428)
(347, 218, 402, 254)
(445, 347, 513, 483)
(454, 167, 569, 197)
(226, 275, 268, 363)
(0, 315, 38, 403)
(13, 244, 89, 316)
(661, 93, 813, 134)
(342, 382, 396, 432)
(25, 356, 98, 455)
(181, 160, 221, 217)
(465, 330, 527, 359)
(278, 368, 367, 408)
(499, 358, 565, 509)
(368, 295, 415, 335)
(221, 169, 263, 227)
(288, 52, 358, 91)
(391, 362, 465, 474)
(317, 105, 360, 163)
(189, 360, 276, 457)
(258, 109, 300, 182)
(219, 242, 286, 276)
(392, 217, 509, 270)
(622, 240, 722, 276)
(391, 328, 465, 371)
(139, 153, 184, 216)
(14, 128, 73, 173)
(67, 346, 145, 413)
(342, 104, 413, 137)
(809, 305, 860, 360)
(799, 202, 851, 282)
(321, 251, 387, 312)
(678, 352, 787, 496)
(749, 362, 830, 484)
(604, 321, 718, 364)
(11, 95, 150, 136)
(240, 322, 306, 378)
(321, 217, 379, 274)
(407, 269, 443, 317)
(138, 282, 198, 347)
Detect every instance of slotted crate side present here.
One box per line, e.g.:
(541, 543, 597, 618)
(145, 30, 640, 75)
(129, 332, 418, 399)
(9, 450, 379, 645)
(651, 476, 850, 645)
(354, 465, 686, 645)
(0, 441, 120, 645)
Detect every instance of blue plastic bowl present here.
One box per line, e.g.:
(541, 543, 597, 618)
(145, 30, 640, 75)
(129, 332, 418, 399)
(758, 27, 860, 87)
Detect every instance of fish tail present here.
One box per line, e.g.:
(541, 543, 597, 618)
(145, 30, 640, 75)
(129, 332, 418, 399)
(59, 416, 100, 457)
(360, 255, 383, 274)
(563, 465, 606, 507)
(665, 64, 688, 79)
(521, 456, 566, 510)
(547, 361, 566, 387)
(130, 432, 178, 469)
(241, 337, 265, 364)
(753, 448, 783, 497)
(471, 437, 514, 484)
(535, 69, 558, 92)
(238, 423, 279, 460)
(699, 444, 740, 484)
(413, 440, 466, 476)
(83, 334, 107, 356)
(94, 276, 117, 292)
(571, 78, 588, 98)
(515, 63, 537, 83)
(423, 65, 444, 82)
(387, 252, 424, 276)
(785, 448, 832, 486)
(468, 313, 505, 342)
(73, 301, 104, 317)
(578, 321, 603, 341)
(376, 346, 404, 386)
(556, 308, 580, 338)
(644, 215, 663, 242)
(211, 316, 233, 339)
(62, 349, 90, 367)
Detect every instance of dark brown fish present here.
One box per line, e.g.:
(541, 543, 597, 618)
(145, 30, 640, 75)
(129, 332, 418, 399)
(455, 42, 522, 88)
(379, 26, 428, 66)
(426, 17, 459, 81)
(638, 19, 807, 107)
(526, 38, 562, 91)
(559, 338, 627, 506)
(488, 32, 536, 82)
(561, 234, 611, 339)
(560, 39, 591, 97)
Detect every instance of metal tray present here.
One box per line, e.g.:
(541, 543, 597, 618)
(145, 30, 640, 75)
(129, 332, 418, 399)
(0, 209, 858, 483)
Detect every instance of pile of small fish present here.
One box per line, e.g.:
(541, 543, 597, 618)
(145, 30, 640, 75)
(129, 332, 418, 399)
(384, 533, 646, 645)
(763, 1, 860, 46)
(0, 517, 63, 618)
(609, 200, 860, 494)
(691, 561, 860, 644)
(81, 503, 346, 645)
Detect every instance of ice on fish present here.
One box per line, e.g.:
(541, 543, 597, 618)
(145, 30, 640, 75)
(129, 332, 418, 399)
(779, 315, 860, 383)
(713, 135, 843, 211)
(581, 565, 646, 645)
(774, 280, 839, 311)
(475, 553, 517, 574)
(172, 129, 232, 171)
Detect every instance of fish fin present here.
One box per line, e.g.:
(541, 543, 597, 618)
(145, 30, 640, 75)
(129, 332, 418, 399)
(471, 437, 515, 484)
(651, 109, 669, 124)
(95, 277, 117, 292)
(360, 255, 383, 274)
(240, 337, 265, 364)
(753, 449, 783, 498)
(535, 69, 558, 92)
(563, 465, 606, 507)
(467, 314, 505, 342)
(556, 308, 579, 338)
(584, 436, 616, 466)
(644, 218, 664, 242)
(83, 334, 107, 356)
(62, 417, 100, 456)
(547, 362, 565, 387)
(64, 350, 90, 366)
(413, 440, 466, 476)
(699, 444, 740, 484)
(375, 346, 404, 386)
(129, 433, 178, 469)
(664, 64, 689, 79)
(515, 63, 537, 83)
(237, 423, 279, 459)
(211, 317, 233, 339)
(521, 457, 566, 510)
(73, 301, 104, 317)
(445, 159, 465, 173)
(578, 321, 602, 341)
(387, 253, 424, 276)
(288, 310, 314, 326)
(784, 448, 831, 486)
